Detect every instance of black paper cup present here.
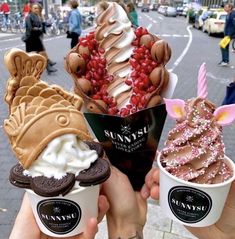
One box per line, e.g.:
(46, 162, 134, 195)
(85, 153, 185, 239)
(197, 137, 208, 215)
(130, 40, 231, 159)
(85, 104, 166, 190)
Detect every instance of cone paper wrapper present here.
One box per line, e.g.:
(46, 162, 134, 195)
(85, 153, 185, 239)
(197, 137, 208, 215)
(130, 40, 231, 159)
(157, 154, 235, 227)
(84, 73, 178, 190)
(26, 185, 99, 237)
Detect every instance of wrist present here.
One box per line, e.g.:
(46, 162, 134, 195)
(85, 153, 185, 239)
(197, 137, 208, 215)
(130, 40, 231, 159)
(107, 217, 143, 239)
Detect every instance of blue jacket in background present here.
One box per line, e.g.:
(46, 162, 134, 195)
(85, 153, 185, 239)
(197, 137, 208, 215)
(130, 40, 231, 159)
(224, 10, 235, 38)
(69, 9, 82, 35)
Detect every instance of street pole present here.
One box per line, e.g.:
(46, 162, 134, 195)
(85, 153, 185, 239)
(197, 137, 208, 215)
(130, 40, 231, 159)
(43, 0, 49, 19)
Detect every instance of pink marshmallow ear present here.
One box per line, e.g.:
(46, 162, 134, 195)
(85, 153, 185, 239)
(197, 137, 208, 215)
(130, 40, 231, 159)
(164, 98, 186, 120)
(214, 104, 235, 126)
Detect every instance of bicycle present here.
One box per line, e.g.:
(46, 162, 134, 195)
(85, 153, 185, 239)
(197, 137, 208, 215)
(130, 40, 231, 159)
(11, 12, 25, 33)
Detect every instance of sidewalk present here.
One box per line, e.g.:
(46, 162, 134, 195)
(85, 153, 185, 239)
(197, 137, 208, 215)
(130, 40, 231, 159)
(95, 199, 197, 239)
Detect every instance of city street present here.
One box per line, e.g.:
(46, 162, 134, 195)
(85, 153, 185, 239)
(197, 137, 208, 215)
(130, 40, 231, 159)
(0, 9, 235, 239)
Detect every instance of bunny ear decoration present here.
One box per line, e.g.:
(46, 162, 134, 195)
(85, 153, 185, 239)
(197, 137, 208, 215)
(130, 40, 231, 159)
(214, 104, 235, 126)
(197, 63, 208, 99)
(164, 98, 186, 120)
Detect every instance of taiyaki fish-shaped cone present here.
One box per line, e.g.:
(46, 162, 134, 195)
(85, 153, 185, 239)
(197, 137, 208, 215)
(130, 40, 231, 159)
(4, 48, 91, 169)
(4, 48, 46, 107)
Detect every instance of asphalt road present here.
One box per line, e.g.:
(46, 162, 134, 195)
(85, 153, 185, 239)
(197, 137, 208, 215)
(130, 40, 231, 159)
(0, 10, 235, 238)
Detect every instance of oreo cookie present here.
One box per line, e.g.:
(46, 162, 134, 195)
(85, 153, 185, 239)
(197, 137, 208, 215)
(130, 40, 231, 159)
(84, 141, 104, 158)
(76, 158, 110, 186)
(9, 164, 31, 189)
(30, 173, 75, 197)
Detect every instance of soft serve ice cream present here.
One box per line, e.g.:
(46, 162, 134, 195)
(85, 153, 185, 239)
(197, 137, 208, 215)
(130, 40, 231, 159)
(160, 63, 235, 184)
(24, 134, 98, 180)
(157, 63, 235, 227)
(161, 98, 233, 184)
(65, 2, 171, 116)
(3, 48, 110, 197)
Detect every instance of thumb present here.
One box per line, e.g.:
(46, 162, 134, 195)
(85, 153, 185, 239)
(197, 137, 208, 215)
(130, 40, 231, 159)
(79, 218, 98, 239)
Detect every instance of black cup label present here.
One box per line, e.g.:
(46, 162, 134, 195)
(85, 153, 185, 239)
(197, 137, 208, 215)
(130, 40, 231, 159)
(84, 104, 167, 190)
(168, 186, 212, 223)
(37, 199, 81, 234)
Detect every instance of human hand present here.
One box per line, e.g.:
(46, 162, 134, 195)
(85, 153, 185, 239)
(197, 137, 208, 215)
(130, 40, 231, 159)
(102, 166, 147, 239)
(186, 180, 235, 239)
(9, 193, 109, 239)
(140, 167, 159, 200)
(141, 167, 235, 239)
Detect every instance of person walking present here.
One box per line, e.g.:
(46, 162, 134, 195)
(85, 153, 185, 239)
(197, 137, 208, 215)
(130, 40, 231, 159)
(97, 1, 109, 16)
(218, 3, 235, 66)
(126, 2, 139, 28)
(68, 0, 82, 49)
(22, 1, 30, 18)
(0, 0, 10, 25)
(24, 3, 57, 74)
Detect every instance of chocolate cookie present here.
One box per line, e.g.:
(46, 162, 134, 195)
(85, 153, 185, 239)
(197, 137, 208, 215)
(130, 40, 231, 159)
(76, 158, 110, 186)
(84, 141, 104, 157)
(30, 173, 75, 197)
(9, 164, 31, 189)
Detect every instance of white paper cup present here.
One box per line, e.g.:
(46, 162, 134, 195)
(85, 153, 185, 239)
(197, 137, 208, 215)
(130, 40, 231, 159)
(157, 154, 235, 227)
(26, 185, 99, 237)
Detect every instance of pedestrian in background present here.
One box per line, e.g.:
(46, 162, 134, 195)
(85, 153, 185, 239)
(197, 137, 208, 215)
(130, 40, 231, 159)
(218, 3, 235, 66)
(126, 2, 139, 27)
(68, 0, 82, 48)
(22, 1, 30, 18)
(97, 1, 109, 16)
(0, 0, 10, 25)
(24, 3, 57, 74)
(37, 3, 57, 69)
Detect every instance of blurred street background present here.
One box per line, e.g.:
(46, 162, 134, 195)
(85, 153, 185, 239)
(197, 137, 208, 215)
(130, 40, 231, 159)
(0, 0, 235, 238)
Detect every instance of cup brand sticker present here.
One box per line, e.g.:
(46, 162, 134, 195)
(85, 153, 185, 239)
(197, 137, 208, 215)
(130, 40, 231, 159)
(168, 186, 212, 223)
(37, 199, 81, 234)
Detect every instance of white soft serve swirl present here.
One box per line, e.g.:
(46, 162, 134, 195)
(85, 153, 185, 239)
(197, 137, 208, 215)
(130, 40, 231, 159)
(24, 134, 98, 179)
(101, 3, 136, 107)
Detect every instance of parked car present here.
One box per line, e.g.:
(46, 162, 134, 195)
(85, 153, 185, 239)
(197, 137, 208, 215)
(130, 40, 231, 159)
(137, 2, 143, 8)
(202, 11, 227, 35)
(193, 8, 211, 29)
(182, 6, 188, 17)
(152, 3, 159, 11)
(141, 4, 150, 12)
(176, 6, 184, 16)
(158, 5, 167, 15)
(164, 6, 177, 17)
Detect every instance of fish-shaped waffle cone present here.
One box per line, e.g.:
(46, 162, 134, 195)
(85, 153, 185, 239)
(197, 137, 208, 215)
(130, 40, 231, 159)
(4, 48, 92, 169)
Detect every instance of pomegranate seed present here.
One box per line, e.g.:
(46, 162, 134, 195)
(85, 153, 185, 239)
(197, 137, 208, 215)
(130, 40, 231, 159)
(92, 94, 100, 100)
(125, 79, 132, 86)
(126, 104, 132, 109)
(98, 48, 105, 54)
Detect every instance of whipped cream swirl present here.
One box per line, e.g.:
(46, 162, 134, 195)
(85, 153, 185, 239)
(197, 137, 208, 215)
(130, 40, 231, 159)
(24, 134, 98, 179)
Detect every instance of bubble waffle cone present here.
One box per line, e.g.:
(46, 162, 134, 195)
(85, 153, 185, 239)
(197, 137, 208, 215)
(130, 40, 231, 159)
(64, 2, 171, 117)
(4, 48, 91, 169)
